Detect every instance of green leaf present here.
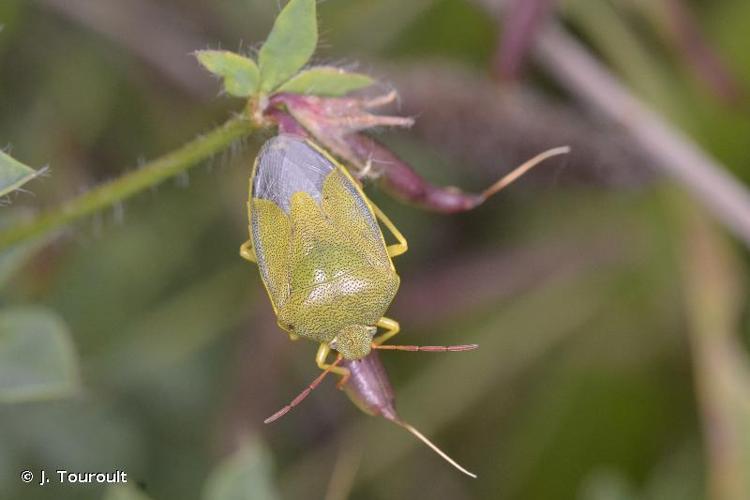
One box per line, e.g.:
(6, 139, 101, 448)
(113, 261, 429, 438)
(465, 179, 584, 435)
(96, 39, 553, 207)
(0, 307, 80, 402)
(196, 50, 260, 97)
(103, 484, 154, 500)
(203, 437, 280, 500)
(258, 0, 317, 92)
(0, 150, 42, 198)
(276, 66, 374, 96)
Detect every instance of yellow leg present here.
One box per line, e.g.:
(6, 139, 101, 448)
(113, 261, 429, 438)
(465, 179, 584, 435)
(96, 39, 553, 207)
(239, 238, 256, 263)
(316, 343, 350, 377)
(240, 199, 257, 262)
(368, 201, 408, 258)
(373, 317, 400, 346)
(275, 321, 300, 342)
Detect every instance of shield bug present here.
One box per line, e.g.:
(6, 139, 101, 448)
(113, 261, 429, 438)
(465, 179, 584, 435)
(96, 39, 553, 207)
(241, 134, 478, 371)
(241, 134, 565, 475)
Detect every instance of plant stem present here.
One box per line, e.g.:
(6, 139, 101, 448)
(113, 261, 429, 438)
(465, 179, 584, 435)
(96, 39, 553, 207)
(532, 23, 750, 248)
(475, 0, 750, 247)
(0, 115, 258, 250)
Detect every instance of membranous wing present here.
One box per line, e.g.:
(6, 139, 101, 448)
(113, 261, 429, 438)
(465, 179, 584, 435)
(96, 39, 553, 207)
(253, 135, 331, 212)
(250, 135, 390, 311)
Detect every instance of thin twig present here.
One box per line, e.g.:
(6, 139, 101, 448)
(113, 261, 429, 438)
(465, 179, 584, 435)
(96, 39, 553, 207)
(532, 23, 750, 247)
(0, 116, 256, 250)
(474, 0, 750, 247)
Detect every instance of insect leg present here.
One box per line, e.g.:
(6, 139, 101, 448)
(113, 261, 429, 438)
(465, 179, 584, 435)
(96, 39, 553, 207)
(372, 318, 478, 353)
(316, 343, 351, 378)
(239, 239, 256, 262)
(372, 317, 401, 346)
(239, 201, 257, 263)
(369, 201, 408, 258)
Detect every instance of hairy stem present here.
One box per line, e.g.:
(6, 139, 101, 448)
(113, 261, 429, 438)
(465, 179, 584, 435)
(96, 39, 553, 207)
(0, 115, 257, 250)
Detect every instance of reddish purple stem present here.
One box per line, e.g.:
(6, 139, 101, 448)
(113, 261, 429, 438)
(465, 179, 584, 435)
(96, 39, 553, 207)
(494, 0, 558, 81)
(264, 108, 309, 137)
(264, 92, 561, 214)
(665, 0, 743, 104)
(344, 134, 484, 213)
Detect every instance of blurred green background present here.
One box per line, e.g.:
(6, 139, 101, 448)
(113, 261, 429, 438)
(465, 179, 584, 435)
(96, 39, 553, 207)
(1, 1, 750, 499)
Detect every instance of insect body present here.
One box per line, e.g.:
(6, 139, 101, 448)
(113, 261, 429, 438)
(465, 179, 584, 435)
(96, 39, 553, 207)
(241, 134, 408, 375)
(241, 134, 564, 477)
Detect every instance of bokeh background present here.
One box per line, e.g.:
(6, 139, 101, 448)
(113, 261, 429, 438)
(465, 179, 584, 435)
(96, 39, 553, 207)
(2, 1, 750, 499)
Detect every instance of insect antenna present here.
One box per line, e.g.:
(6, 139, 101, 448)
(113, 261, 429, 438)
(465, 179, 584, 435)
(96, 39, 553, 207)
(372, 343, 479, 352)
(481, 145, 571, 201)
(393, 418, 478, 479)
(264, 357, 342, 424)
